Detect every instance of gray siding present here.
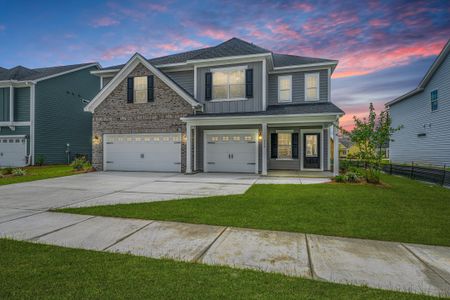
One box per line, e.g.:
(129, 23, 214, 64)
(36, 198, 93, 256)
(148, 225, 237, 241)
(390, 52, 450, 166)
(196, 62, 263, 113)
(35, 66, 99, 164)
(166, 70, 194, 96)
(0, 88, 10, 122)
(14, 87, 30, 122)
(268, 69, 329, 105)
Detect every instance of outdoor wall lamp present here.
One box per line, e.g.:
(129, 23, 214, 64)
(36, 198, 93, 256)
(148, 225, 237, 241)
(92, 135, 101, 145)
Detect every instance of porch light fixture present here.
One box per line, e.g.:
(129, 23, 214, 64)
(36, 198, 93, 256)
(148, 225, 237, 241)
(92, 135, 101, 145)
(258, 132, 262, 141)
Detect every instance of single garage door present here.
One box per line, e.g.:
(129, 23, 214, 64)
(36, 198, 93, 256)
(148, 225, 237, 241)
(204, 130, 258, 173)
(104, 133, 181, 172)
(0, 136, 28, 167)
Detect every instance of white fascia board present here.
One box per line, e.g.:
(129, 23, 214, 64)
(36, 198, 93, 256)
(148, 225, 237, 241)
(35, 63, 101, 82)
(90, 69, 120, 76)
(0, 134, 27, 138)
(385, 88, 422, 107)
(0, 80, 35, 88)
(84, 53, 200, 112)
(187, 53, 272, 64)
(273, 61, 338, 70)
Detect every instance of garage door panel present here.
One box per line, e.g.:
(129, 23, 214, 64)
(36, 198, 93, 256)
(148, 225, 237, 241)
(104, 134, 181, 172)
(0, 137, 28, 167)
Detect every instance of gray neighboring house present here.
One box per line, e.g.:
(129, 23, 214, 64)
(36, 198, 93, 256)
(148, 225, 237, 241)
(386, 39, 450, 166)
(86, 38, 344, 175)
(0, 63, 100, 167)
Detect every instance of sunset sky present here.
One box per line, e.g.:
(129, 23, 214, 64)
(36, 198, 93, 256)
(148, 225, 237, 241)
(1, 0, 449, 129)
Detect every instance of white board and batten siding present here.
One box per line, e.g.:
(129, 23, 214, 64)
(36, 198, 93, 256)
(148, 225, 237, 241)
(0, 136, 28, 167)
(389, 52, 450, 166)
(103, 133, 182, 172)
(204, 129, 259, 174)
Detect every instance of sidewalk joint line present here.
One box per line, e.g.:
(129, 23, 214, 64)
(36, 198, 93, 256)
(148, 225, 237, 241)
(0, 211, 46, 225)
(401, 243, 450, 286)
(28, 215, 96, 241)
(102, 221, 155, 251)
(304, 234, 316, 279)
(192, 226, 229, 263)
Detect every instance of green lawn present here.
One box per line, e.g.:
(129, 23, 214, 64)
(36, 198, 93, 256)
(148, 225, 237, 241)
(0, 239, 434, 299)
(59, 174, 450, 247)
(0, 165, 76, 185)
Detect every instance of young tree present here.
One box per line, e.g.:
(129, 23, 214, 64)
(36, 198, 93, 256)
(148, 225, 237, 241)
(342, 103, 401, 183)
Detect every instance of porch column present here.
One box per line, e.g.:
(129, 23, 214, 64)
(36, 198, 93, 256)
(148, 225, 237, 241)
(261, 122, 268, 175)
(193, 126, 197, 171)
(186, 123, 192, 173)
(9, 85, 14, 124)
(333, 122, 339, 176)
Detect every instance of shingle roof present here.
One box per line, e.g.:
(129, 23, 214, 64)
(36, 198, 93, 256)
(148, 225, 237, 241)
(272, 53, 336, 68)
(0, 63, 97, 81)
(187, 102, 344, 118)
(100, 37, 336, 71)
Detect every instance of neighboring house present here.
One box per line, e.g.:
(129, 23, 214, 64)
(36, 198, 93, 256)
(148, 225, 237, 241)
(386, 39, 449, 166)
(85, 38, 344, 175)
(0, 63, 100, 167)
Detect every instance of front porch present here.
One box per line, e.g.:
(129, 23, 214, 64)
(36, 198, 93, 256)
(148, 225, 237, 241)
(182, 112, 341, 176)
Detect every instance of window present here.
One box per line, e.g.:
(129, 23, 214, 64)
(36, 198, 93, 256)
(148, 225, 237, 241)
(305, 73, 319, 101)
(278, 133, 292, 159)
(431, 89, 438, 111)
(134, 76, 148, 103)
(305, 135, 318, 157)
(278, 75, 292, 102)
(212, 68, 245, 100)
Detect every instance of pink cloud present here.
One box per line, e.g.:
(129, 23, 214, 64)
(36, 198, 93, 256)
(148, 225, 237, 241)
(345, 28, 362, 36)
(101, 44, 144, 60)
(91, 16, 120, 28)
(333, 39, 446, 78)
(369, 19, 390, 27)
(156, 37, 205, 52)
(201, 28, 232, 40)
(267, 20, 301, 40)
(142, 3, 168, 12)
(292, 3, 314, 12)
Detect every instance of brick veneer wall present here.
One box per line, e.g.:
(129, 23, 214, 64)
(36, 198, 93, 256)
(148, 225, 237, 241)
(92, 63, 194, 171)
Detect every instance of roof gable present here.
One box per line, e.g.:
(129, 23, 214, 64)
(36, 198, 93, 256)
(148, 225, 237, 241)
(84, 53, 200, 112)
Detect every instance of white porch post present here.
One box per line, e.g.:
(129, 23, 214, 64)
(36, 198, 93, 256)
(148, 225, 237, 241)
(333, 122, 339, 176)
(9, 85, 14, 124)
(186, 123, 192, 174)
(193, 125, 197, 171)
(261, 122, 268, 175)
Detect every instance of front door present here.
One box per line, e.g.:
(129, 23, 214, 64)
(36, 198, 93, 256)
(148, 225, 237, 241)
(303, 133, 320, 169)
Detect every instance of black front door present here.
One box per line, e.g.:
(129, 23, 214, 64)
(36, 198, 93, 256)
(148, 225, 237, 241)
(303, 133, 320, 169)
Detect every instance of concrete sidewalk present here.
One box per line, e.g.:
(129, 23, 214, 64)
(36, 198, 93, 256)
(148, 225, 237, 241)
(0, 212, 449, 297)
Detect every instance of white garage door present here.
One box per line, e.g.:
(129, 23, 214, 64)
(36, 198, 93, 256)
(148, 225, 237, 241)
(204, 130, 258, 173)
(0, 136, 28, 167)
(104, 133, 181, 172)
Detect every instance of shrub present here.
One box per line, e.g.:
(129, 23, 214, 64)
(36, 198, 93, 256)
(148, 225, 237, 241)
(12, 168, 26, 176)
(70, 157, 92, 172)
(35, 155, 45, 166)
(1, 167, 13, 175)
(340, 160, 351, 173)
(346, 171, 361, 183)
(334, 175, 348, 183)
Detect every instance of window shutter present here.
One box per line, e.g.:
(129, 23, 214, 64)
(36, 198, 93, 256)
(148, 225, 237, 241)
(245, 69, 253, 98)
(292, 133, 299, 159)
(205, 72, 212, 101)
(147, 75, 154, 102)
(127, 77, 134, 103)
(270, 133, 278, 159)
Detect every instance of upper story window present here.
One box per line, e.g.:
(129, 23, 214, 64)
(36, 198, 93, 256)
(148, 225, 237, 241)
(127, 76, 154, 104)
(305, 73, 319, 101)
(278, 75, 292, 103)
(212, 67, 246, 100)
(431, 89, 438, 111)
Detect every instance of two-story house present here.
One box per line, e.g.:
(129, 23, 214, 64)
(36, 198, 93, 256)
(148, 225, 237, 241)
(386, 39, 449, 166)
(85, 38, 344, 175)
(0, 63, 99, 167)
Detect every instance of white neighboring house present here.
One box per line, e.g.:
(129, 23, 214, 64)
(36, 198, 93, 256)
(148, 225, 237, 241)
(386, 39, 450, 166)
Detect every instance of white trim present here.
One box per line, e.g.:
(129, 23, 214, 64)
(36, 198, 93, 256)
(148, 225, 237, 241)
(261, 122, 267, 175)
(0, 121, 31, 126)
(210, 65, 248, 72)
(100, 76, 103, 90)
(84, 53, 201, 112)
(301, 128, 323, 171)
(193, 65, 198, 99)
(333, 122, 339, 175)
(327, 126, 331, 171)
(210, 98, 247, 102)
(210, 66, 247, 101)
(327, 68, 331, 102)
(0, 134, 27, 138)
(35, 63, 100, 82)
(273, 61, 338, 71)
(305, 73, 320, 102)
(9, 86, 14, 124)
(203, 129, 259, 174)
(278, 75, 292, 103)
(186, 123, 192, 173)
(30, 83, 35, 165)
(193, 126, 197, 171)
(91, 69, 120, 75)
(188, 53, 271, 64)
(102, 134, 106, 171)
(262, 58, 267, 111)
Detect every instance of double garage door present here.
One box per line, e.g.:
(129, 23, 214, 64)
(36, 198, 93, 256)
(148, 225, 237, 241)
(104, 133, 181, 172)
(0, 136, 27, 167)
(204, 130, 258, 174)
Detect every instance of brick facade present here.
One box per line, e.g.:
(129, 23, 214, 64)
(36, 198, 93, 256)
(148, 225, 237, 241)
(92, 63, 194, 171)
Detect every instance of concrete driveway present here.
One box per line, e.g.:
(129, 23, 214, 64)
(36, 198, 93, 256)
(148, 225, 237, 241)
(0, 172, 258, 214)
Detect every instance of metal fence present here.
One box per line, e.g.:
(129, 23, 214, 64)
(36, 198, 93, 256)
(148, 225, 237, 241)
(341, 160, 450, 187)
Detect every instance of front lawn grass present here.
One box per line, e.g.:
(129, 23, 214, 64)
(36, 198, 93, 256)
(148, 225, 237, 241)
(0, 165, 77, 185)
(0, 239, 434, 299)
(59, 174, 450, 247)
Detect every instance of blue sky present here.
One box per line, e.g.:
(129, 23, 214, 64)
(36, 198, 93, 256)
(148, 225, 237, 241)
(0, 0, 448, 128)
